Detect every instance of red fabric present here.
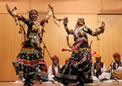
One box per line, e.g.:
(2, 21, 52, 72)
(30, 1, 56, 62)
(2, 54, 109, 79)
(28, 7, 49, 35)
(41, 65, 47, 71)
(62, 40, 83, 52)
(15, 58, 45, 66)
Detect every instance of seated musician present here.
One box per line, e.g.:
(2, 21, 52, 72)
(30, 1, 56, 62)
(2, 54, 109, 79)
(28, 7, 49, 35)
(93, 54, 107, 81)
(48, 55, 62, 81)
(108, 52, 122, 80)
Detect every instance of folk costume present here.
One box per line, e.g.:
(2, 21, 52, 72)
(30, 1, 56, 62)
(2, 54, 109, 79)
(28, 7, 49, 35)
(48, 55, 62, 81)
(54, 17, 105, 85)
(6, 5, 53, 85)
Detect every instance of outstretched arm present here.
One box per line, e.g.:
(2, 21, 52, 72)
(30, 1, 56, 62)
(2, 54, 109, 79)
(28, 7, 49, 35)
(40, 5, 53, 26)
(88, 22, 105, 36)
(6, 4, 17, 17)
(6, 4, 28, 23)
(63, 17, 73, 34)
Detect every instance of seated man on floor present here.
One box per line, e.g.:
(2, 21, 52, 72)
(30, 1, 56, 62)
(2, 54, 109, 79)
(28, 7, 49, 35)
(92, 54, 107, 81)
(108, 52, 122, 80)
(48, 55, 62, 81)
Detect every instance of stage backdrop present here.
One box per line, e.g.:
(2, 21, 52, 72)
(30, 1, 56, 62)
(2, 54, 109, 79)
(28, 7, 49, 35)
(0, 14, 122, 81)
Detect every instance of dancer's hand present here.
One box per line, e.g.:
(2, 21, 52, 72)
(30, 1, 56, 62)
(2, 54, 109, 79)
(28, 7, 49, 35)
(48, 4, 53, 11)
(98, 22, 105, 34)
(6, 4, 11, 13)
(100, 22, 105, 28)
(6, 4, 17, 17)
(63, 17, 68, 26)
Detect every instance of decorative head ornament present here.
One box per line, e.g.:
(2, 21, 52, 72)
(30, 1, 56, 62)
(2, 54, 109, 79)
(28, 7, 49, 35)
(78, 17, 84, 20)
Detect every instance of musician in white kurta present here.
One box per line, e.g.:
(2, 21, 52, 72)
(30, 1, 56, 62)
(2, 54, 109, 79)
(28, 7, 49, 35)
(92, 54, 110, 81)
(48, 55, 62, 81)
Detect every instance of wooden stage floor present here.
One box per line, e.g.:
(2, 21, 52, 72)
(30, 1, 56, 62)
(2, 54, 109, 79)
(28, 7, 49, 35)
(0, 81, 122, 86)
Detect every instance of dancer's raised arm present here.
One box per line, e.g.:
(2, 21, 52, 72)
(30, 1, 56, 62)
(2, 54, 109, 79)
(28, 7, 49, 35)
(6, 4, 28, 24)
(91, 22, 105, 36)
(84, 22, 105, 36)
(40, 5, 53, 26)
(63, 17, 73, 34)
(6, 4, 17, 17)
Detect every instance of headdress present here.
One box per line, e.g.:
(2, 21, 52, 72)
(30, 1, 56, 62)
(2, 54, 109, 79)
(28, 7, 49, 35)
(113, 52, 120, 58)
(51, 55, 59, 61)
(95, 54, 101, 58)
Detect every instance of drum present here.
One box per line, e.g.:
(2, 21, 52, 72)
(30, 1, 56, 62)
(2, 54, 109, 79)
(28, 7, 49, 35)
(112, 70, 122, 79)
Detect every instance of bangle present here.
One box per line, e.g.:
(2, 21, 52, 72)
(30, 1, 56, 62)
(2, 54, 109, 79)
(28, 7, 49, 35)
(11, 12, 16, 17)
(48, 11, 52, 16)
